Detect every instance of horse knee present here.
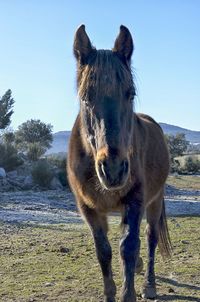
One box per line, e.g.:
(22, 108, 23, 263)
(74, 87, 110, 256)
(120, 235, 140, 262)
(97, 240, 112, 264)
(146, 224, 159, 247)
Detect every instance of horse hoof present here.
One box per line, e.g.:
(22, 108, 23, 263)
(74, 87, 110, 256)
(120, 289, 137, 302)
(135, 256, 143, 274)
(104, 298, 115, 302)
(141, 284, 157, 299)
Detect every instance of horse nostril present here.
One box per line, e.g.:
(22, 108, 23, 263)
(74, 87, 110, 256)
(98, 160, 108, 179)
(121, 159, 129, 176)
(123, 159, 129, 174)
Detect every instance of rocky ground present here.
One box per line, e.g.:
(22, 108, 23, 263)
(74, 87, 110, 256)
(0, 184, 200, 225)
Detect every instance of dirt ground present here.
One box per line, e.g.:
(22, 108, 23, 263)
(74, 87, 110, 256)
(0, 175, 200, 301)
(0, 217, 200, 302)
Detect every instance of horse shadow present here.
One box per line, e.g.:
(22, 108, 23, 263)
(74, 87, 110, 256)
(155, 275, 200, 301)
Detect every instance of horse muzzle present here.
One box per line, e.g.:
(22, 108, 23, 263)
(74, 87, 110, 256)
(96, 157, 129, 190)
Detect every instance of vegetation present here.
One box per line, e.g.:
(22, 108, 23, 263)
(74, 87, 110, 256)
(184, 156, 200, 174)
(0, 89, 14, 130)
(165, 133, 200, 174)
(0, 91, 54, 173)
(0, 141, 23, 172)
(0, 131, 23, 172)
(15, 119, 53, 161)
(167, 175, 200, 190)
(47, 154, 68, 187)
(165, 133, 189, 159)
(31, 159, 54, 188)
(0, 217, 199, 302)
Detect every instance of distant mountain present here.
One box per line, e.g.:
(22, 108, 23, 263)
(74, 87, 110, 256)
(159, 123, 200, 144)
(47, 124, 200, 154)
(46, 131, 71, 155)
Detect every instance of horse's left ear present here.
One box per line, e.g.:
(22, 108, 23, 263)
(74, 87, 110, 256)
(73, 24, 96, 65)
(113, 25, 134, 64)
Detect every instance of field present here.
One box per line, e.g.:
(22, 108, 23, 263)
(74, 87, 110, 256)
(167, 175, 200, 190)
(0, 175, 199, 302)
(0, 217, 200, 302)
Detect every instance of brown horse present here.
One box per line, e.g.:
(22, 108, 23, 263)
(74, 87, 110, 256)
(67, 25, 171, 302)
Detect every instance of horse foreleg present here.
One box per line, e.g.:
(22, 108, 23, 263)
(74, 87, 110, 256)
(120, 200, 144, 302)
(80, 203, 116, 302)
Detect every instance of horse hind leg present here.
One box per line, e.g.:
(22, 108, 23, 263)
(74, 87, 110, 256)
(141, 193, 163, 299)
(79, 202, 116, 302)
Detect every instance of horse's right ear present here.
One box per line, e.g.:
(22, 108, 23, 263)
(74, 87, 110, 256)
(73, 25, 95, 64)
(113, 25, 134, 65)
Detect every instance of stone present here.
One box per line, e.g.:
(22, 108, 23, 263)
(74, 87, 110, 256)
(23, 175, 34, 189)
(0, 167, 6, 178)
(44, 282, 54, 287)
(50, 177, 63, 190)
(59, 246, 70, 253)
(7, 170, 18, 178)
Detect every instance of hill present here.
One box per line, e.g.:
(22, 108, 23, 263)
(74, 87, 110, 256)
(47, 123, 200, 154)
(46, 131, 71, 155)
(160, 123, 200, 144)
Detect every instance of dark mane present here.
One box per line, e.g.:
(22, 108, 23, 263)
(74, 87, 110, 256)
(77, 49, 136, 102)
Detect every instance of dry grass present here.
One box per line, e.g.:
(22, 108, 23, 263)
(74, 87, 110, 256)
(167, 175, 200, 190)
(0, 217, 200, 302)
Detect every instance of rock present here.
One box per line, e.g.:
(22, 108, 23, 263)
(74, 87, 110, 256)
(50, 177, 63, 190)
(23, 175, 34, 189)
(44, 282, 54, 287)
(7, 170, 18, 178)
(181, 240, 189, 244)
(59, 246, 70, 253)
(0, 178, 12, 192)
(0, 167, 6, 178)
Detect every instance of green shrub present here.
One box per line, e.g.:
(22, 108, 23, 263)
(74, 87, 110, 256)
(27, 143, 45, 161)
(47, 155, 70, 188)
(57, 170, 67, 186)
(184, 156, 200, 174)
(0, 142, 23, 171)
(31, 159, 54, 188)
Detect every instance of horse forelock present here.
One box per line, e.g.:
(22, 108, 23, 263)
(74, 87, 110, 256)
(77, 49, 136, 102)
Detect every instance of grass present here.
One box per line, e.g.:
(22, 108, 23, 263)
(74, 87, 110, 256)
(167, 175, 200, 190)
(0, 217, 200, 302)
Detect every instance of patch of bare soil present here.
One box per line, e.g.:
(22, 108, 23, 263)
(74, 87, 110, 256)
(0, 185, 200, 225)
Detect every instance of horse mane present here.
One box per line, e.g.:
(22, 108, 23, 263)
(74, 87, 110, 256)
(77, 49, 136, 102)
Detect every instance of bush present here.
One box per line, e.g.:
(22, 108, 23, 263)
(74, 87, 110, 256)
(47, 155, 69, 187)
(0, 142, 23, 171)
(184, 157, 200, 174)
(15, 119, 53, 158)
(27, 143, 45, 161)
(170, 158, 181, 173)
(31, 159, 54, 188)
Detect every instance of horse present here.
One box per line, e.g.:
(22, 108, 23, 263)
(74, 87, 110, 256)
(67, 24, 172, 302)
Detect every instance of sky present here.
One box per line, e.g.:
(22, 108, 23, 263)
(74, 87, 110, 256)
(0, 0, 200, 132)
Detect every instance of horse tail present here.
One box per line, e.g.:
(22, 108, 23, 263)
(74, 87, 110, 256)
(158, 199, 172, 258)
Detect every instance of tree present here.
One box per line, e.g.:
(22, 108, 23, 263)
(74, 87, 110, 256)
(165, 133, 189, 159)
(15, 119, 53, 160)
(0, 89, 14, 130)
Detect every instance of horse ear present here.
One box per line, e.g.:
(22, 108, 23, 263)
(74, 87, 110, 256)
(113, 25, 134, 64)
(73, 24, 95, 64)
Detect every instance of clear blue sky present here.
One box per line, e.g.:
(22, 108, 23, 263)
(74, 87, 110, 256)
(0, 0, 199, 132)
